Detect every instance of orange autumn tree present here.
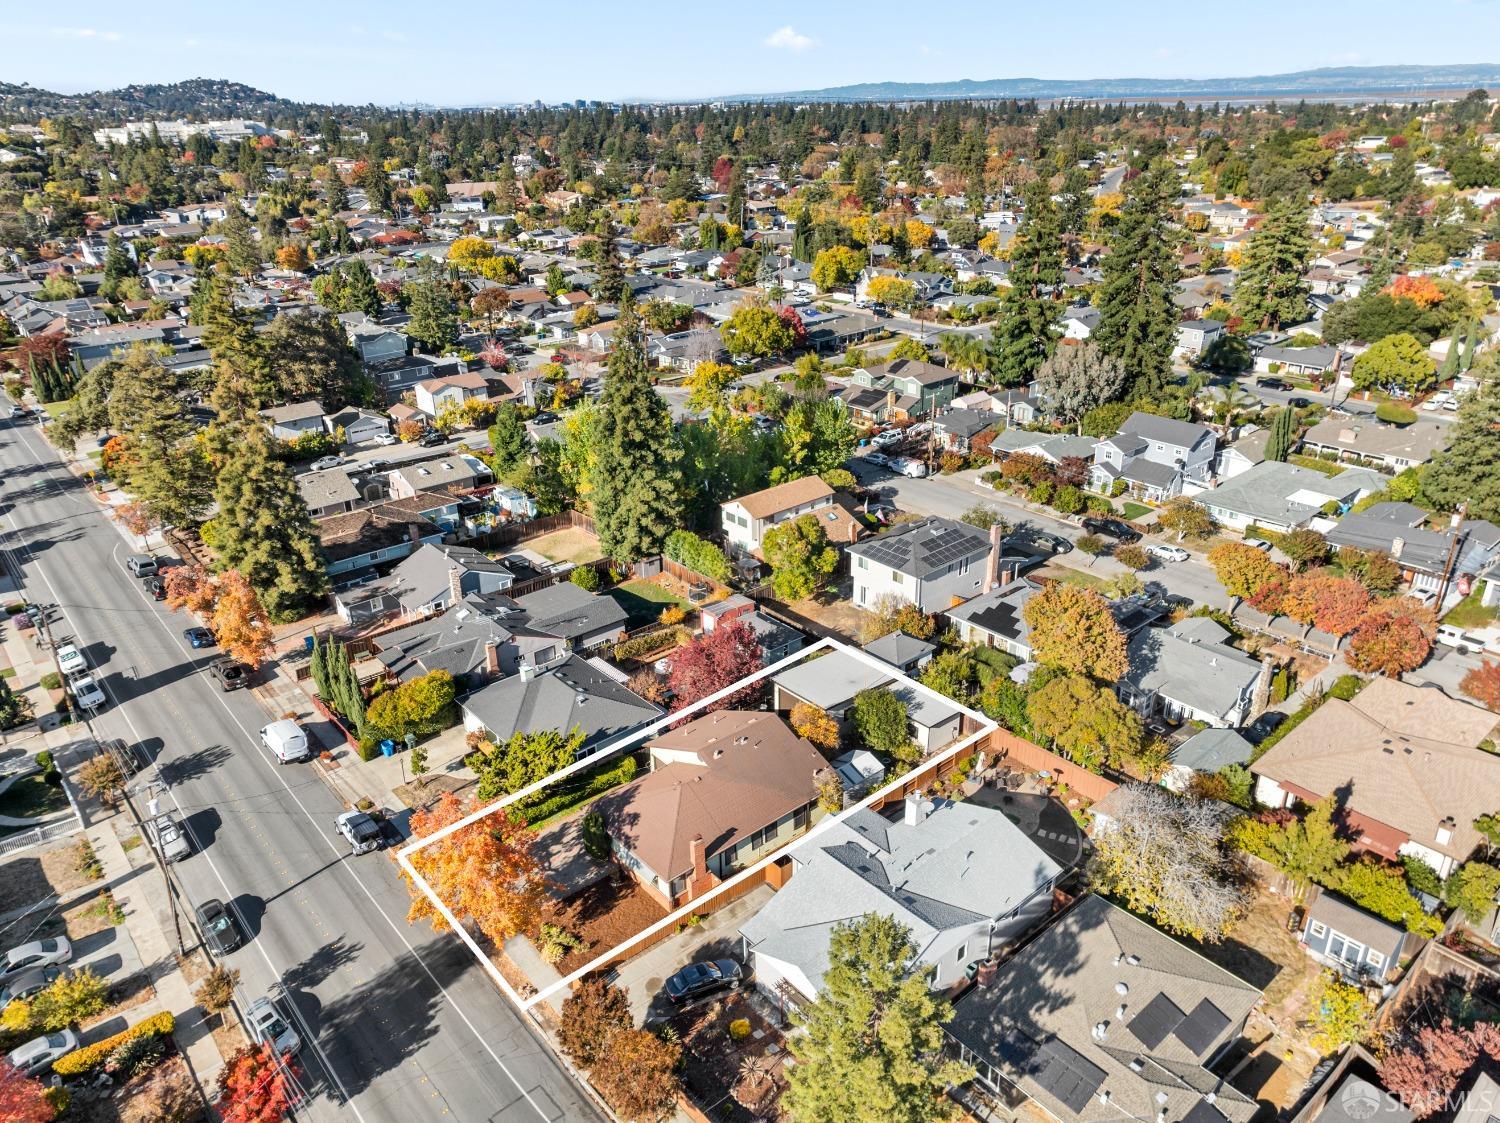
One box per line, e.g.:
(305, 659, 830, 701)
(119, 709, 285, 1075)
(216, 1045, 296, 1123)
(1385, 274, 1446, 309)
(164, 563, 218, 616)
(404, 791, 550, 945)
(211, 571, 275, 669)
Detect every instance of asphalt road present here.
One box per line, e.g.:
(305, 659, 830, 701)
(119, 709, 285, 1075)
(0, 401, 601, 1123)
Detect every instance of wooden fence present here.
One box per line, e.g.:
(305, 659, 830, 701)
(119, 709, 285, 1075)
(983, 728, 1120, 804)
(462, 509, 596, 553)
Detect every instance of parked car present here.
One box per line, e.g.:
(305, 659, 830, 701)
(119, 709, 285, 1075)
(9, 405, 28, 420)
(125, 554, 159, 578)
(1423, 393, 1454, 412)
(0, 938, 72, 984)
(69, 675, 106, 711)
(246, 996, 301, 1056)
(0, 965, 63, 1007)
(145, 577, 167, 601)
(1081, 517, 1141, 543)
(870, 428, 904, 450)
(209, 659, 249, 691)
(335, 811, 383, 855)
(55, 643, 87, 675)
(261, 720, 311, 764)
(1256, 378, 1292, 391)
(418, 430, 447, 448)
(1147, 544, 1190, 563)
(370, 432, 399, 446)
(861, 451, 892, 468)
(1436, 625, 1493, 655)
(184, 627, 215, 648)
(146, 812, 191, 862)
(664, 959, 745, 1005)
(891, 457, 927, 478)
(6, 1030, 78, 1077)
(309, 455, 344, 472)
(195, 899, 244, 955)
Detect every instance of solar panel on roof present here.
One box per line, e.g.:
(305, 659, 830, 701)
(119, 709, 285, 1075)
(1182, 1098, 1228, 1123)
(1173, 999, 1231, 1056)
(1031, 1039, 1107, 1114)
(1129, 993, 1186, 1050)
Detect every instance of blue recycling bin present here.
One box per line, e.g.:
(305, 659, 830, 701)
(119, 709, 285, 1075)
(304, 635, 316, 654)
(379, 740, 396, 758)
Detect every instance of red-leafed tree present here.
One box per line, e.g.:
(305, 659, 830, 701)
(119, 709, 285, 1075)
(1281, 572, 1370, 637)
(1347, 598, 1437, 677)
(668, 618, 764, 713)
(215, 1045, 297, 1123)
(8, 332, 69, 376)
(0, 1059, 53, 1123)
(1462, 661, 1500, 711)
(1378, 1020, 1500, 1118)
(778, 305, 807, 348)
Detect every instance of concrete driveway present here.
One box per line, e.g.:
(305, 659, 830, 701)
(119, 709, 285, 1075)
(616, 883, 773, 1025)
(533, 813, 613, 898)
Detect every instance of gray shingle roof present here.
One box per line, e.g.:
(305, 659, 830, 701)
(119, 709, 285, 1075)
(847, 516, 990, 579)
(1171, 728, 1253, 775)
(1120, 411, 1213, 450)
(460, 654, 661, 753)
(1123, 620, 1262, 723)
(740, 797, 1061, 994)
(947, 894, 1261, 1123)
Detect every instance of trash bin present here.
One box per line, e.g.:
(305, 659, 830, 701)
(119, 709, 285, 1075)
(304, 635, 316, 654)
(379, 740, 396, 758)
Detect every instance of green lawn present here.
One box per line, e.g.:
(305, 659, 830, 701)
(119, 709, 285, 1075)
(1121, 502, 1152, 521)
(1040, 567, 1108, 591)
(1286, 454, 1345, 477)
(41, 400, 71, 419)
(608, 580, 690, 628)
(1445, 590, 1499, 631)
(0, 774, 69, 821)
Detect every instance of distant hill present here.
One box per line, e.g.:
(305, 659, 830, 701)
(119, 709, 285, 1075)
(723, 63, 1500, 104)
(0, 78, 320, 121)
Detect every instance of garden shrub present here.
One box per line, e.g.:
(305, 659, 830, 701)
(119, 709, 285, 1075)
(612, 627, 686, 663)
(53, 1012, 175, 1076)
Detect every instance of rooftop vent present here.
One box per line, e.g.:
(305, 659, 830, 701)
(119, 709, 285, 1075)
(1115, 982, 1129, 996)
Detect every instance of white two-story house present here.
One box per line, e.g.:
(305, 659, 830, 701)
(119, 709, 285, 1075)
(848, 516, 993, 613)
(720, 476, 863, 557)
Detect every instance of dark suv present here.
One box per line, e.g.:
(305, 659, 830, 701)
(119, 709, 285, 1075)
(664, 959, 744, 1004)
(418, 430, 446, 448)
(1081, 517, 1141, 543)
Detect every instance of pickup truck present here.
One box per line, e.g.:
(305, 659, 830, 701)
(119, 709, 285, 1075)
(209, 659, 250, 691)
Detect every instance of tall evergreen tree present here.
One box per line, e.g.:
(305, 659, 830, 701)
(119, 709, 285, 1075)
(1095, 164, 1181, 399)
(340, 259, 382, 319)
(1440, 321, 1462, 381)
(783, 914, 972, 1123)
(101, 233, 135, 300)
(791, 204, 813, 263)
(213, 424, 329, 621)
(217, 204, 261, 277)
(1462, 319, 1479, 372)
(402, 269, 458, 353)
(199, 270, 272, 419)
(986, 183, 1063, 387)
(107, 345, 214, 527)
(1265, 406, 1296, 462)
(1233, 198, 1313, 331)
(590, 301, 684, 561)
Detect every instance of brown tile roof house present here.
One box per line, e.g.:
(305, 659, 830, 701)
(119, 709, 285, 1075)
(592, 710, 829, 908)
(721, 476, 866, 558)
(737, 476, 834, 521)
(947, 894, 1261, 1123)
(1251, 678, 1500, 877)
(316, 499, 442, 574)
(417, 370, 489, 394)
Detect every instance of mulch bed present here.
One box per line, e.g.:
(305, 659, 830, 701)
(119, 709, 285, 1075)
(668, 991, 789, 1122)
(535, 875, 668, 975)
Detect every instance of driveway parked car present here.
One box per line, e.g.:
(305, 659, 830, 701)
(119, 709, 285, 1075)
(309, 455, 344, 472)
(861, 451, 891, 468)
(56, 644, 87, 675)
(335, 811, 383, 855)
(1146, 544, 1190, 563)
(195, 899, 244, 955)
(246, 996, 301, 1056)
(69, 675, 107, 711)
(664, 959, 745, 1005)
(0, 965, 64, 1007)
(1081, 517, 1141, 543)
(0, 938, 72, 984)
(184, 627, 215, 648)
(870, 428, 903, 450)
(6, 1030, 77, 1077)
(370, 432, 398, 446)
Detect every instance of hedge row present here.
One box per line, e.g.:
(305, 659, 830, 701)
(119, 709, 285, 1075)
(517, 756, 638, 826)
(613, 627, 686, 663)
(53, 1011, 175, 1076)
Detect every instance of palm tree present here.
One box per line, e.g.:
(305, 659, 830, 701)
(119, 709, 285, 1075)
(939, 333, 988, 380)
(1207, 383, 1256, 433)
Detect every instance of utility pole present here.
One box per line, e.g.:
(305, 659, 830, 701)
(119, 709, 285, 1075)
(118, 770, 188, 955)
(1434, 501, 1469, 611)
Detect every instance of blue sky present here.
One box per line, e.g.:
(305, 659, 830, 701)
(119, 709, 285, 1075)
(5, 1, 1498, 105)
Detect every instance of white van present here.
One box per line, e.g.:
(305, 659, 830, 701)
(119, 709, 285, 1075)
(260, 720, 311, 764)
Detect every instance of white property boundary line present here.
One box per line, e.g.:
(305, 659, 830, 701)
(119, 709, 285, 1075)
(395, 636, 999, 1013)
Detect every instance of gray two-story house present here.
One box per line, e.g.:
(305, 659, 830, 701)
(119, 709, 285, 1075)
(1089, 412, 1217, 501)
(848, 359, 962, 420)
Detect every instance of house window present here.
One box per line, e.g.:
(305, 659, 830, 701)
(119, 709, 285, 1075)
(856, 556, 868, 570)
(955, 944, 967, 963)
(669, 876, 688, 897)
(1367, 950, 1385, 969)
(892, 572, 903, 585)
(1310, 921, 1327, 939)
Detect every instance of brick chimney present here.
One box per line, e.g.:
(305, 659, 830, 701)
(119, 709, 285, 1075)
(686, 835, 714, 900)
(407, 523, 423, 543)
(983, 522, 1004, 594)
(849, 517, 859, 545)
(447, 565, 464, 606)
(483, 640, 501, 677)
(1251, 657, 1275, 718)
(1391, 536, 1404, 559)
